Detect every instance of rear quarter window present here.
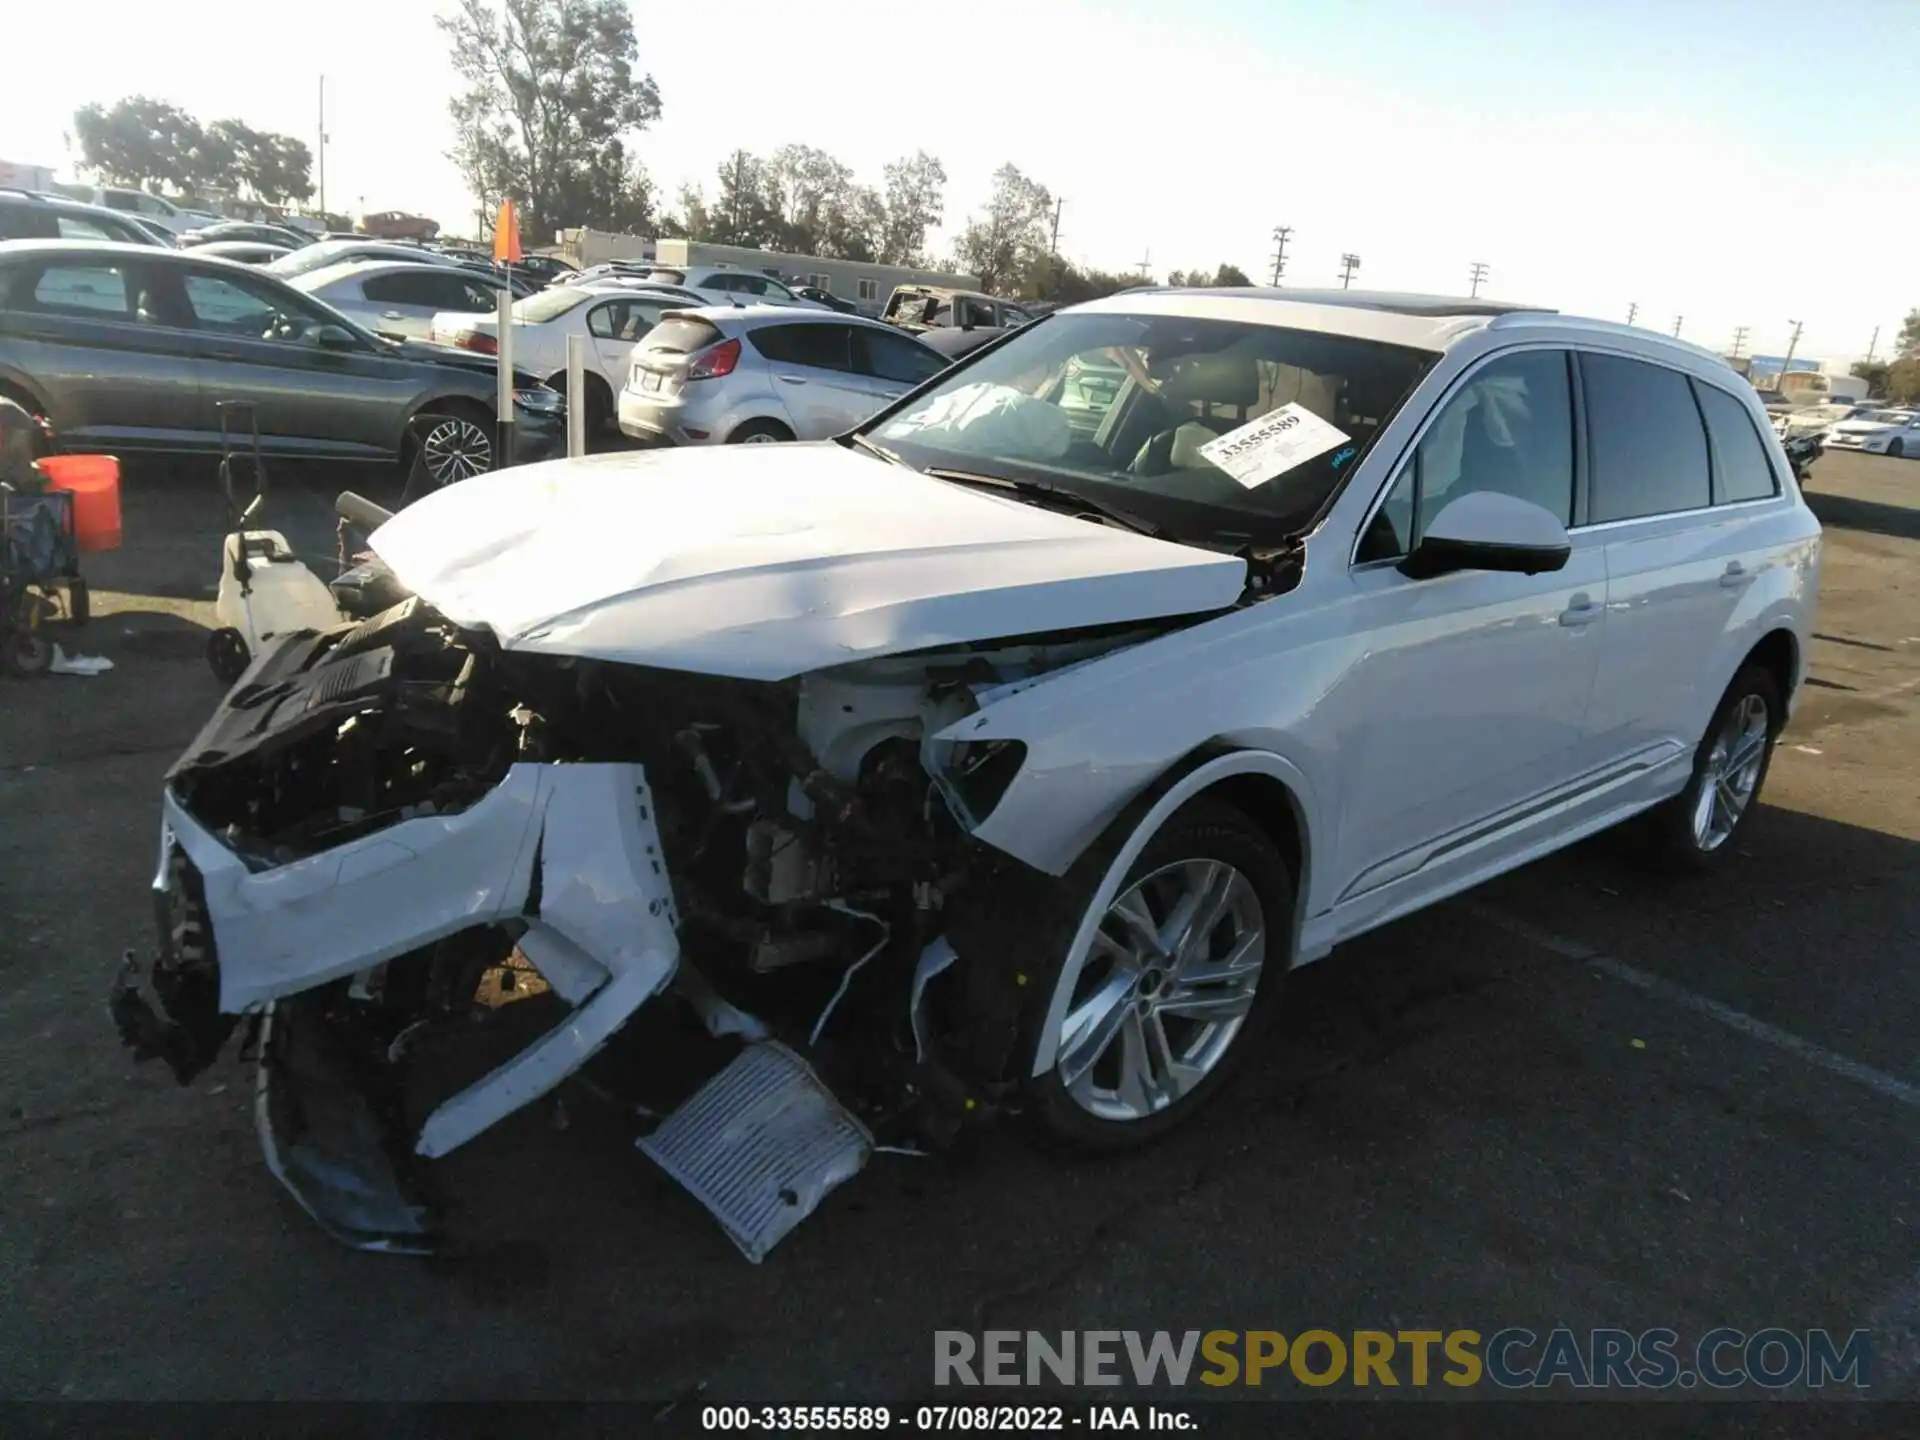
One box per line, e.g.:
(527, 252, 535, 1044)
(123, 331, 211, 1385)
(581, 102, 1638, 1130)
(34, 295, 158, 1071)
(1581, 353, 1712, 523)
(1694, 382, 1781, 505)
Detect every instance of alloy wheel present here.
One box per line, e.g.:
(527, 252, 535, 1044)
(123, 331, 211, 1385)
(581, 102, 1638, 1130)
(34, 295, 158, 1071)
(1056, 858, 1267, 1122)
(420, 418, 494, 486)
(739, 431, 780, 444)
(1691, 692, 1770, 851)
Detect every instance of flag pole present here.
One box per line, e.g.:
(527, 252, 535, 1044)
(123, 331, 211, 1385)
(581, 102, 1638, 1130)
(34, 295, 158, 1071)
(492, 199, 521, 471)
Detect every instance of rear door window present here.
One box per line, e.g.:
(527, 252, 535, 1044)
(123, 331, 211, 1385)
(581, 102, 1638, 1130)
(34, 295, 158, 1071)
(856, 327, 948, 385)
(361, 272, 448, 307)
(749, 322, 853, 372)
(1693, 382, 1781, 505)
(9, 262, 135, 318)
(1581, 353, 1712, 523)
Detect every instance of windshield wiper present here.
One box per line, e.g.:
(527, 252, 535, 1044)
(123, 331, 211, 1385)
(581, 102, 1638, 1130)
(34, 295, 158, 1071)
(843, 432, 909, 467)
(924, 467, 1163, 539)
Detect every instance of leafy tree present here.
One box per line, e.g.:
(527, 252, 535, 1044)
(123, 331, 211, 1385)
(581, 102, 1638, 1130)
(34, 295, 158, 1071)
(1888, 358, 1920, 405)
(880, 151, 946, 266)
(72, 97, 311, 203)
(1851, 359, 1889, 398)
(440, 0, 662, 241)
(953, 163, 1054, 293)
(709, 150, 780, 248)
(1167, 263, 1252, 287)
(72, 97, 202, 191)
(1897, 308, 1920, 361)
(1027, 259, 1138, 304)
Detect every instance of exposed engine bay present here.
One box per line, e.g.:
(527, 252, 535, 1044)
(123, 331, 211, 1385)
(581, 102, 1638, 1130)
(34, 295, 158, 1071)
(112, 593, 1191, 1258)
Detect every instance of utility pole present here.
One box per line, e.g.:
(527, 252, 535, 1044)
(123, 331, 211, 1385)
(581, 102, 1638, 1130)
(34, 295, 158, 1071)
(1731, 326, 1749, 358)
(1339, 253, 1360, 289)
(1135, 248, 1151, 282)
(1626, 302, 1638, 326)
(1050, 197, 1062, 255)
(1780, 319, 1804, 379)
(1865, 324, 1879, 364)
(1269, 225, 1292, 286)
(1672, 315, 1683, 337)
(317, 75, 328, 216)
(1468, 261, 1489, 297)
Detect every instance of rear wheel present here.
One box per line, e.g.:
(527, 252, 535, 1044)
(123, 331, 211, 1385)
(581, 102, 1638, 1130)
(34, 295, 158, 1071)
(1890, 438, 1906, 459)
(1020, 798, 1292, 1151)
(727, 419, 794, 444)
(1644, 663, 1781, 872)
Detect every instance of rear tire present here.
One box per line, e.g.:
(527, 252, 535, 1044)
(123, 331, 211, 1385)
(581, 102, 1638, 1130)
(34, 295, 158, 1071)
(727, 419, 794, 444)
(1018, 798, 1292, 1152)
(1642, 663, 1781, 873)
(1890, 438, 1906, 459)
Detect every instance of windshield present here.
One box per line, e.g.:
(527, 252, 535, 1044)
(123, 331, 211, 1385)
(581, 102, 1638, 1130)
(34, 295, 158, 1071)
(514, 287, 590, 323)
(867, 311, 1435, 543)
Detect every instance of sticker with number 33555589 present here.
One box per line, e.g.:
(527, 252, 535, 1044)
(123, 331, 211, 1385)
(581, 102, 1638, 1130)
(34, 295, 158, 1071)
(1197, 402, 1351, 488)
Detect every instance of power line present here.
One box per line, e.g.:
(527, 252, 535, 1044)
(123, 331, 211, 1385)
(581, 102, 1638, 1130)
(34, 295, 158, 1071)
(1269, 226, 1293, 286)
(1339, 253, 1360, 289)
(1468, 261, 1489, 297)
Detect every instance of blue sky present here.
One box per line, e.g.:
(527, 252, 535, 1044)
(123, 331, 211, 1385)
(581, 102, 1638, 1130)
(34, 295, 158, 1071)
(3, 0, 1913, 359)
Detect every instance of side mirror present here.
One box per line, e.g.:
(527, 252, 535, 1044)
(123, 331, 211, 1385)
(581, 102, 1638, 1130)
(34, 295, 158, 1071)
(315, 324, 359, 351)
(1398, 491, 1571, 580)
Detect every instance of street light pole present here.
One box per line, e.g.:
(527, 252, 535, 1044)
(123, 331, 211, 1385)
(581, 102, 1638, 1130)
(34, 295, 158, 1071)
(317, 76, 327, 216)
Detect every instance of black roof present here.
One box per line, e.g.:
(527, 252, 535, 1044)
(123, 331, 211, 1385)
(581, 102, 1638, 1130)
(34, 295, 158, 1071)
(1123, 286, 1554, 318)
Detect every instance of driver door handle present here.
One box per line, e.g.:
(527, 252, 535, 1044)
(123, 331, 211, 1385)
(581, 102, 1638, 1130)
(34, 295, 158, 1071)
(1559, 593, 1601, 628)
(775, 373, 807, 385)
(381, 310, 404, 320)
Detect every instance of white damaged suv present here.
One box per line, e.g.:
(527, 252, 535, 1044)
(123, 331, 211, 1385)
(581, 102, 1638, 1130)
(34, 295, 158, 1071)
(114, 289, 1821, 1259)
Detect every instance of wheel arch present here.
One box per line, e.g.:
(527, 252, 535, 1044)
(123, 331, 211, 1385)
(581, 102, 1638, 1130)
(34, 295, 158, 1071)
(0, 369, 54, 422)
(1023, 743, 1318, 1079)
(1741, 626, 1801, 714)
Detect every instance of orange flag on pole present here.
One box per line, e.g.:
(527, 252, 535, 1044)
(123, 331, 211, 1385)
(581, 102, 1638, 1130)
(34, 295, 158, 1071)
(493, 198, 523, 264)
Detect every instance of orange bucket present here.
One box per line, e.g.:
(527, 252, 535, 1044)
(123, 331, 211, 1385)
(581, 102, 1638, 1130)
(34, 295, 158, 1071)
(35, 454, 122, 552)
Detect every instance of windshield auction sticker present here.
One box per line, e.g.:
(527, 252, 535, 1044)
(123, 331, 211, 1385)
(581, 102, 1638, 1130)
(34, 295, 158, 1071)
(1199, 403, 1351, 487)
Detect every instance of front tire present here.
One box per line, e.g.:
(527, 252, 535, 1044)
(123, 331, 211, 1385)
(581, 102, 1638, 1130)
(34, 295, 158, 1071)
(1889, 438, 1905, 459)
(1021, 798, 1292, 1151)
(1645, 663, 1781, 872)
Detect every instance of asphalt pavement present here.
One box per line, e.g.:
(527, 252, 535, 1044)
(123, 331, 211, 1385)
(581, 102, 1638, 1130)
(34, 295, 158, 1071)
(0, 446, 1915, 1427)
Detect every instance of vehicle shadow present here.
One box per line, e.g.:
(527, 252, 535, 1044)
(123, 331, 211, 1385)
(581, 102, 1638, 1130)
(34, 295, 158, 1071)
(1802, 488, 1920, 542)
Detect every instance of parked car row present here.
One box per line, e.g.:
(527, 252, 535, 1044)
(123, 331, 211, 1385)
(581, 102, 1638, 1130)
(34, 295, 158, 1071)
(0, 240, 564, 488)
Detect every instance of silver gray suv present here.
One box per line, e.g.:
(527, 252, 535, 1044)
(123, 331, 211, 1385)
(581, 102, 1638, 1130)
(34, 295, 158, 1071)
(618, 304, 947, 444)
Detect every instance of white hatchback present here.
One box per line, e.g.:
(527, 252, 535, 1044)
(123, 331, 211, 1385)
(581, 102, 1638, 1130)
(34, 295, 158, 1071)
(123, 289, 1822, 1256)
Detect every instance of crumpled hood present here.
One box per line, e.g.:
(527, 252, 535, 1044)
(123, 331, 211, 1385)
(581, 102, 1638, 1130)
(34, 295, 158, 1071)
(368, 444, 1246, 680)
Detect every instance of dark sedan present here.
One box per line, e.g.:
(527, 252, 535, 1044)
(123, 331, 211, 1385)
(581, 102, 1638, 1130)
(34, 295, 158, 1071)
(0, 240, 562, 485)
